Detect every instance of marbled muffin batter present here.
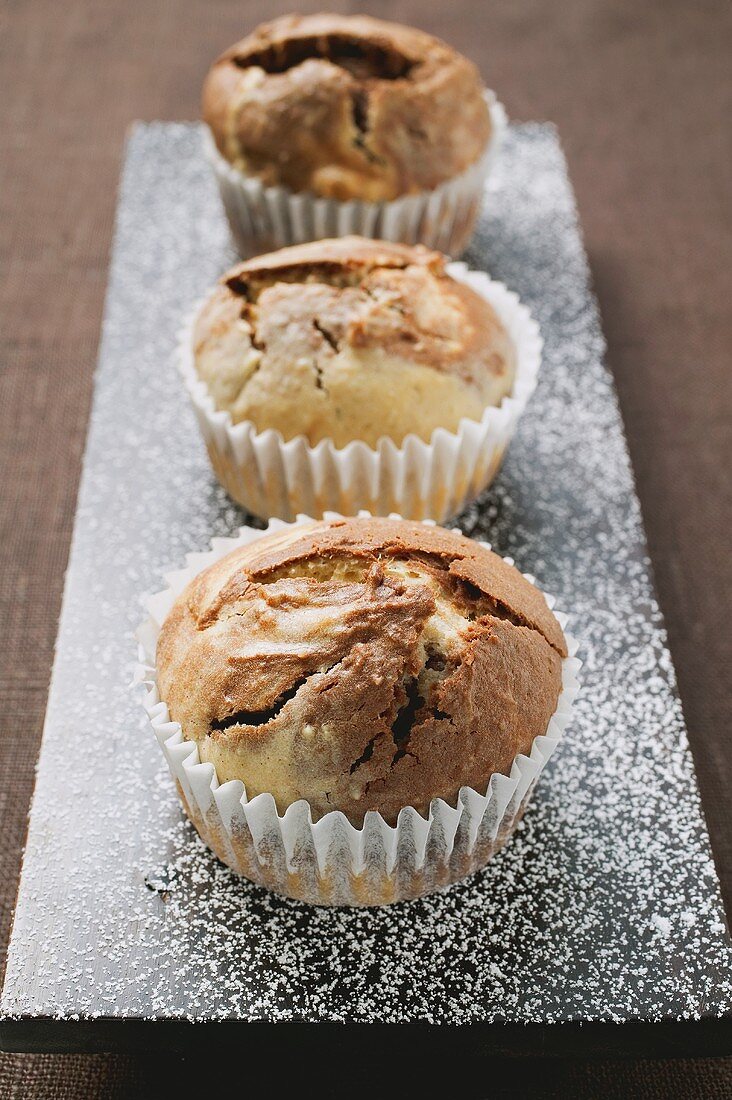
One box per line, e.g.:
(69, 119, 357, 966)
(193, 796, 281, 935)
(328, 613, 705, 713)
(193, 237, 516, 448)
(203, 13, 491, 201)
(157, 517, 566, 825)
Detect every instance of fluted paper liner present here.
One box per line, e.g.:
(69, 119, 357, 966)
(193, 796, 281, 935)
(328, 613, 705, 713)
(205, 92, 507, 258)
(136, 515, 581, 907)
(180, 264, 542, 523)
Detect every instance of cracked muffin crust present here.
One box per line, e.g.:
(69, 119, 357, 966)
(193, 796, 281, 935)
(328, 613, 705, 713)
(157, 517, 567, 826)
(203, 13, 491, 202)
(193, 237, 516, 449)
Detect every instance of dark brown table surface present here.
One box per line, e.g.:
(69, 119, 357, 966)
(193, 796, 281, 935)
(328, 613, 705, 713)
(1, 0, 730, 1096)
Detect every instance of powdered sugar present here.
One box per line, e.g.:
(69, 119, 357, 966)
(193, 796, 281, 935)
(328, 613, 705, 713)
(2, 123, 730, 1028)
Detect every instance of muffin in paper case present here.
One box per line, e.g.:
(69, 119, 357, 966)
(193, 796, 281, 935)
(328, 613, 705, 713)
(179, 261, 541, 523)
(136, 515, 581, 907)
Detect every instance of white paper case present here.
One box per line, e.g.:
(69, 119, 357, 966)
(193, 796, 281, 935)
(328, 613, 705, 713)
(136, 515, 581, 908)
(205, 92, 507, 258)
(180, 264, 541, 523)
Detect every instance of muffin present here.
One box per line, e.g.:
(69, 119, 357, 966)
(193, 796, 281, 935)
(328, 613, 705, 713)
(157, 516, 567, 824)
(182, 237, 540, 521)
(194, 236, 515, 449)
(141, 516, 578, 905)
(202, 13, 505, 256)
(204, 13, 491, 202)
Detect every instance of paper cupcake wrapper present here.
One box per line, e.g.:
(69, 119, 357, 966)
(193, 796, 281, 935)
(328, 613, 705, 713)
(205, 92, 507, 258)
(136, 514, 581, 908)
(180, 264, 542, 523)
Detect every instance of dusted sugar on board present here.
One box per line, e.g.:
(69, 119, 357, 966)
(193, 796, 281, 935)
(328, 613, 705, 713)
(1, 123, 730, 1031)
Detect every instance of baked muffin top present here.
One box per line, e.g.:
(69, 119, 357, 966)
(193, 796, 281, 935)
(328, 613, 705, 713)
(157, 517, 567, 825)
(193, 237, 516, 449)
(203, 13, 491, 201)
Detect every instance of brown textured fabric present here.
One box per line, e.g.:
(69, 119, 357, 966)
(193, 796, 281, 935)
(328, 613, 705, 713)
(2, 1053, 732, 1099)
(1, 0, 730, 1093)
(202, 13, 490, 200)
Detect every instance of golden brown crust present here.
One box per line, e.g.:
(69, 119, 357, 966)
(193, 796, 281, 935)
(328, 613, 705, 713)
(202, 13, 491, 200)
(193, 237, 516, 449)
(157, 518, 566, 825)
(232, 516, 566, 655)
(225, 235, 443, 287)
